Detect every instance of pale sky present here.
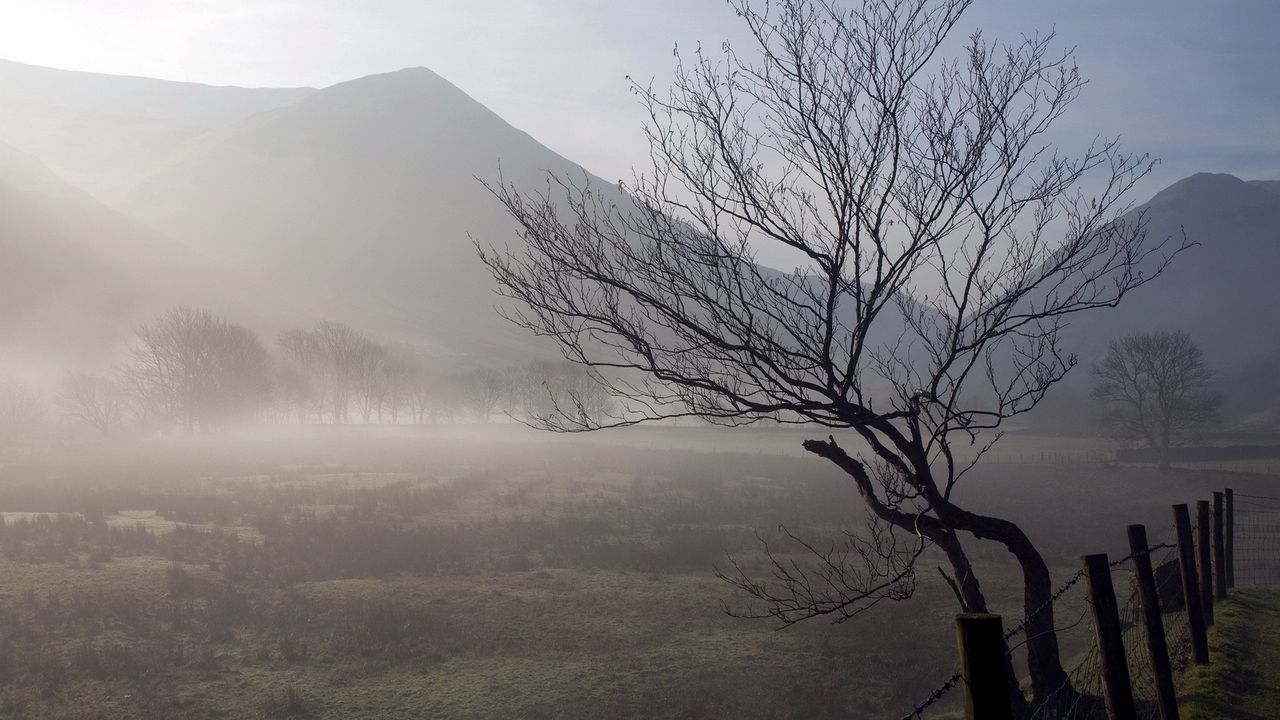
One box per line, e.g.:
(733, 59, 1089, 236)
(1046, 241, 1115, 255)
(1, 0, 1277, 194)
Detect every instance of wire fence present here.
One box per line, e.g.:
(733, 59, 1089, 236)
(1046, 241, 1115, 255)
(1235, 492, 1280, 586)
(894, 491, 1280, 720)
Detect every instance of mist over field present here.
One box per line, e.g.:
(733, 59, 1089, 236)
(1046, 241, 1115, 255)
(1, 1, 1279, 718)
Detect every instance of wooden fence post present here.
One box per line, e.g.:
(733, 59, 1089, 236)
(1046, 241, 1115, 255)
(955, 614, 1013, 720)
(1225, 488, 1235, 588)
(1083, 554, 1138, 720)
(1197, 500, 1214, 626)
(1127, 525, 1179, 720)
(1213, 492, 1227, 601)
(1173, 503, 1209, 665)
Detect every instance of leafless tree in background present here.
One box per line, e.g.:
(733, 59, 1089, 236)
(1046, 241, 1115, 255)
(0, 378, 43, 441)
(514, 361, 615, 427)
(278, 323, 431, 424)
(1093, 330, 1219, 470)
(122, 307, 270, 431)
(478, 0, 1189, 704)
(459, 367, 512, 423)
(278, 321, 371, 424)
(352, 337, 390, 424)
(57, 371, 126, 437)
(311, 321, 364, 425)
(404, 362, 443, 424)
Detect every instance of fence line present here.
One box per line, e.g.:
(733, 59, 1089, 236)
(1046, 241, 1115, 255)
(893, 488, 1280, 720)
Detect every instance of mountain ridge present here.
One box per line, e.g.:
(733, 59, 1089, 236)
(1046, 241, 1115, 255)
(0, 58, 316, 201)
(0, 61, 1274, 420)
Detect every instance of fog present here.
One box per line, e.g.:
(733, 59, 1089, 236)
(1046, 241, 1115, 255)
(1, 2, 1279, 718)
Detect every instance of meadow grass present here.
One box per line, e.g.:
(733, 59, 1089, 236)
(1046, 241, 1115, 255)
(1177, 589, 1280, 720)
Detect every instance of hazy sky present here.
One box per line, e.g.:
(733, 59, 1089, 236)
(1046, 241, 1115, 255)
(2, 0, 1278, 193)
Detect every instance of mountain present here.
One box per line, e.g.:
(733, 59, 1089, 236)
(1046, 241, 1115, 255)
(0, 59, 314, 202)
(1072, 173, 1280, 366)
(1, 60, 1274, 411)
(0, 140, 269, 374)
(1250, 179, 1280, 197)
(125, 68, 580, 361)
(1029, 172, 1280, 430)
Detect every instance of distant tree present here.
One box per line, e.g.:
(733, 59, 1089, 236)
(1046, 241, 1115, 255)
(477, 0, 1189, 703)
(311, 321, 365, 425)
(270, 351, 319, 424)
(510, 361, 567, 421)
(1092, 330, 1219, 470)
(458, 367, 512, 423)
(0, 379, 43, 441)
(56, 372, 126, 437)
(379, 343, 424, 423)
(403, 361, 440, 424)
(279, 321, 385, 424)
(514, 361, 613, 427)
(351, 337, 390, 424)
(122, 307, 270, 431)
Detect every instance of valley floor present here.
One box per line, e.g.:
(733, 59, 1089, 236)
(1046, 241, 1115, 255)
(0, 428, 1274, 719)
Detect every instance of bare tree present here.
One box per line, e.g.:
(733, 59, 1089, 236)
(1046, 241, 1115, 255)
(352, 337, 390, 424)
(271, 350, 319, 424)
(311, 321, 363, 425)
(57, 372, 126, 437)
(123, 307, 270, 431)
(477, 0, 1188, 704)
(404, 361, 441, 424)
(514, 361, 614, 427)
(0, 378, 43, 442)
(1092, 330, 1219, 470)
(458, 367, 512, 423)
(279, 321, 383, 424)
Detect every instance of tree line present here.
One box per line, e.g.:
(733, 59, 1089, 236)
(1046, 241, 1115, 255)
(5, 306, 610, 438)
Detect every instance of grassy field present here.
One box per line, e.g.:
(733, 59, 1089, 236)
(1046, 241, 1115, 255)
(1177, 589, 1280, 720)
(0, 426, 1274, 719)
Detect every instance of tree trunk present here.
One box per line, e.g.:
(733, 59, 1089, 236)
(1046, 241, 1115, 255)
(802, 436, 1046, 714)
(933, 529, 1033, 717)
(943, 505, 1070, 707)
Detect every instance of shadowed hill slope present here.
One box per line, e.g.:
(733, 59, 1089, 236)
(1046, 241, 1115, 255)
(1034, 172, 1280, 430)
(126, 68, 582, 361)
(1073, 173, 1280, 366)
(0, 142, 275, 374)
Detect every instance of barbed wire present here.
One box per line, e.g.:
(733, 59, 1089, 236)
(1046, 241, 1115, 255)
(896, 671, 961, 720)
(1233, 492, 1280, 501)
(887, 497, 1275, 720)
(894, 541, 1178, 719)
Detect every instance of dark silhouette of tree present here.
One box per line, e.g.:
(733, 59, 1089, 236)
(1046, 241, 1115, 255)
(56, 372, 126, 437)
(477, 0, 1189, 705)
(1092, 330, 1219, 470)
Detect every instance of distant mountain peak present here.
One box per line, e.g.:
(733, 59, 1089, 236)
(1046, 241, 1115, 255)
(307, 66, 482, 109)
(1145, 171, 1278, 212)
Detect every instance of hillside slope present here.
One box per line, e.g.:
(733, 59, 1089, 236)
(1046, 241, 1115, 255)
(1069, 173, 1280, 369)
(0, 59, 314, 202)
(126, 68, 583, 360)
(0, 142, 269, 372)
